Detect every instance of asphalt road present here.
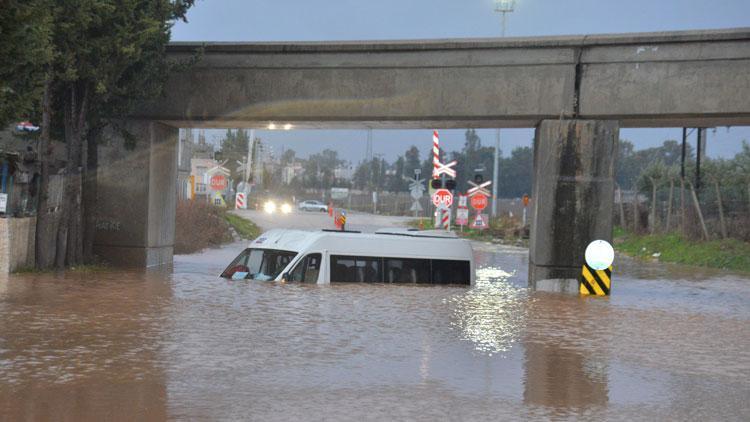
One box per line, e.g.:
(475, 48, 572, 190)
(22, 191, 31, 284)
(231, 208, 415, 233)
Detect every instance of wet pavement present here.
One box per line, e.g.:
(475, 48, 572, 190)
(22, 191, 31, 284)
(1, 218, 749, 421)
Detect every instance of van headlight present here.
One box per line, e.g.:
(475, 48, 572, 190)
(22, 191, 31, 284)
(263, 201, 277, 214)
(280, 203, 292, 214)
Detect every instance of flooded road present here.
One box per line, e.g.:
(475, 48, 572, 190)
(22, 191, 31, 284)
(1, 230, 749, 420)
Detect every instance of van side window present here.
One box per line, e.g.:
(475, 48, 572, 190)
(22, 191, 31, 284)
(288, 253, 322, 283)
(431, 259, 470, 285)
(384, 258, 430, 283)
(331, 255, 382, 283)
(331, 256, 470, 284)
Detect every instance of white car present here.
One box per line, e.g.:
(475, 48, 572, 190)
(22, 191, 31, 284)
(298, 200, 328, 212)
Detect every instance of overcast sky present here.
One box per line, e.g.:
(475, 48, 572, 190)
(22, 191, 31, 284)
(172, 0, 750, 162)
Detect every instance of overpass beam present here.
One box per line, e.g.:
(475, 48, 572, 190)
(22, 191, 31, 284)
(91, 120, 178, 267)
(529, 119, 618, 291)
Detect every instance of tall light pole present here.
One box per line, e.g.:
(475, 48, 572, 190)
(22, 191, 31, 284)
(494, 0, 516, 37)
(491, 1, 515, 217)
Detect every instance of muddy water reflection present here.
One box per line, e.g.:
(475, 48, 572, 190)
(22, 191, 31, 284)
(0, 242, 748, 421)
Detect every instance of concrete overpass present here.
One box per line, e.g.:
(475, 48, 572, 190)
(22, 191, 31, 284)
(93, 28, 750, 288)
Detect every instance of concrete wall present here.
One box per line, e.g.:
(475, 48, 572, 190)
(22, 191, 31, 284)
(92, 121, 177, 267)
(132, 28, 750, 129)
(0, 217, 36, 273)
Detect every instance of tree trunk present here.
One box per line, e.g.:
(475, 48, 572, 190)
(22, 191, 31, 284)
(631, 193, 639, 233)
(616, 184, 626, 228)
(650, 177, 658, 234)
(680, 178, 686, 235)
(57, 84, 88, 268)
(714, 179, 727, 239)
(689, 182, 710, 241)
(83, 127, 99, 262)
(35, 78, 55, 269)
(665, 179, 674, 232)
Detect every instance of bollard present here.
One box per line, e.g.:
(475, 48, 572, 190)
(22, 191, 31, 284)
(579, 240, 614, 296)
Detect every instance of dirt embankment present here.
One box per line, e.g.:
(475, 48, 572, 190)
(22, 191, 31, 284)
(174, 201, 233, 254)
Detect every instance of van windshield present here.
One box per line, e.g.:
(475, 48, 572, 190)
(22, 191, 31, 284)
(220, 248, 297, 280)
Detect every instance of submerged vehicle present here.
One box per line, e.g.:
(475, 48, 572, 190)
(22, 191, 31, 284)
(220, 228, 475, 285)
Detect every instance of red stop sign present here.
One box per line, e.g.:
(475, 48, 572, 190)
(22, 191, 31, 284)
(470, 193, 488, 210)
(432, 189, 453, 207)
(210, 174, 228, 191)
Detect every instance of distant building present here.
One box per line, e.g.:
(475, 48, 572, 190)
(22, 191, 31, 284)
(190, 157, 217, 200)
(177, 128, 195, 200)
(282, 161, 304, 185)
(334, 163, 355, 180)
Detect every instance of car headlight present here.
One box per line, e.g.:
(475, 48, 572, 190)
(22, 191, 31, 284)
(281, 203, 292, 214)
(263, 201, 276, 214)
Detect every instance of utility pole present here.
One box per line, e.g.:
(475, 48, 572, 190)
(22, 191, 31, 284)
(492, 129, 500, 217)
(245, 129, 255, 185)
(491, 1, 514, 217)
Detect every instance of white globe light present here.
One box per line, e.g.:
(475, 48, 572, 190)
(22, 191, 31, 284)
(584, 240, 614, 270)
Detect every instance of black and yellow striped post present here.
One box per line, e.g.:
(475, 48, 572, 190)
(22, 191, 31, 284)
(579, 264, 612, 296)
(339, 212, 347, 231)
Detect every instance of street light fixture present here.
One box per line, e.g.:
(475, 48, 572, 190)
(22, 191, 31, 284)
(494, 0, 516, 37)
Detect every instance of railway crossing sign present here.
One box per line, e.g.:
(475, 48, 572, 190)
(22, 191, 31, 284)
(433, 160, 457, 178)
(235, 192, 247, 209)
(467, 180, 491, 197)
(470, 193, 488, 210)
(409, 177, 426, 200)
(432, 189, 453, 207)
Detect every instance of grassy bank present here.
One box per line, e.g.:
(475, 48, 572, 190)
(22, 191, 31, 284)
(224, 212, 262, 240)
(408, 216, 528, 245)
(175, 201, 261, 254)
(614, 228, 750, 273)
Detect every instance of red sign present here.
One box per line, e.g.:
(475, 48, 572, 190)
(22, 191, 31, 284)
(470, 193, 488, 210)
(210, 174, 228, 191)
(432, 189, 453, 207)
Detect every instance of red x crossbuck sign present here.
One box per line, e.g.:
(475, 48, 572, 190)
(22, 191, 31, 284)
(467, 180, 491, 197)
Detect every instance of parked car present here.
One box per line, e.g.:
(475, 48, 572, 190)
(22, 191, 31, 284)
(298, 200, 328, 212)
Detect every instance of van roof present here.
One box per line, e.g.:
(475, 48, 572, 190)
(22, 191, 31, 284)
(248, 229, 473, 261)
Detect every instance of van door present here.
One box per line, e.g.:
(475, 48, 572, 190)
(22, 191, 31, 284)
(286, 253, 322, 283)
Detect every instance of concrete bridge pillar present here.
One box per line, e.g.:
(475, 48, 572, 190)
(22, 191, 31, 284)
(529, 119, 618, 292)
(92, 120, 178, 267)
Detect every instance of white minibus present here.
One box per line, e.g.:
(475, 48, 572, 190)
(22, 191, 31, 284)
(220, 228, 475, 285)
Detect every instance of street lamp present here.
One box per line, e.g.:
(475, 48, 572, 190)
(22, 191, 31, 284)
(494, 0, 516, 37)
(491, 1, 515, 217)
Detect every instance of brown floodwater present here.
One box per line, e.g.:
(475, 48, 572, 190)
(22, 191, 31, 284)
(1, 241, 749, 421)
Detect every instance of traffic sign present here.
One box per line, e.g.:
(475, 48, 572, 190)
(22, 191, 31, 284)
(457, 194, 468, 208)
(433, 160, 457, 178)
(523, 194, 530, 207)
(470, 193, 488, 210)
(235, 192, 246, 209)
(409, 177, 425, 200)
(432, 189, 454, 207)
(456, 207, 469, 225)
(210, 174, 228, 191)
(467, 180, 491, 197)
(470, 213, 488, 229)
